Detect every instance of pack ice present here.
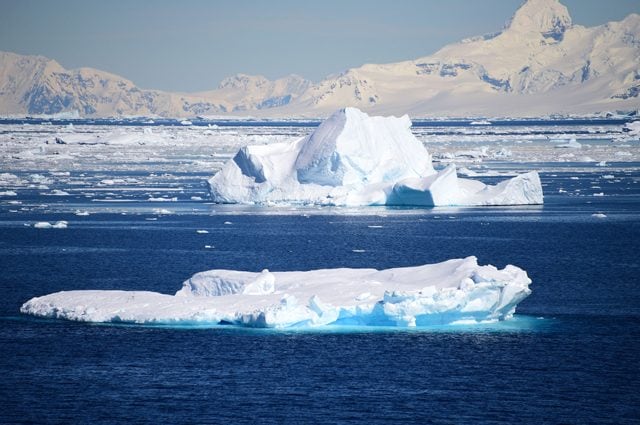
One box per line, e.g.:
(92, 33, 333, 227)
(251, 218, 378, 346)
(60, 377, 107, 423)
(208, 107, 543, 206)
(21, 257, 531, 328)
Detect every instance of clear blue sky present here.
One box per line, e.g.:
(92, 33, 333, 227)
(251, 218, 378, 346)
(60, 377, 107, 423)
(1, 0, 638, 92)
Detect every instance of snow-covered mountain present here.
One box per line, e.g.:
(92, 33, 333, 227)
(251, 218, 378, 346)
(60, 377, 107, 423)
(196, 74, 311, 112)
(0, 0, 638, 117)
(288, 0, 640, 116)
(0, 51, 231, 116)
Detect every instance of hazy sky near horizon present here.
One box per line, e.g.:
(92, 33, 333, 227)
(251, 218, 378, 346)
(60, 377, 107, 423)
(1, 0, 638, 92)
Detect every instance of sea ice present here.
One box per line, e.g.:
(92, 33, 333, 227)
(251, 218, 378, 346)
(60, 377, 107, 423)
(623, 121, 640, 136)
(33, 221, 68, 229)
(20, 256, 532, 328)
(554, 139, 582, 149)
(208, 108, 543, 207)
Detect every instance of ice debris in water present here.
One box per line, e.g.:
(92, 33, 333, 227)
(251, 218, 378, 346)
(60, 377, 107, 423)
(208, 108, 543, 207)
(20, 256, 532, 329)
(554, 139, 582, 149)
(33, 221, 68, 229)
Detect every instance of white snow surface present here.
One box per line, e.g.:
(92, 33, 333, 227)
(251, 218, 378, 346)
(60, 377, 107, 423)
(20, 256, 532, 328)
(208, 108, 543, 206)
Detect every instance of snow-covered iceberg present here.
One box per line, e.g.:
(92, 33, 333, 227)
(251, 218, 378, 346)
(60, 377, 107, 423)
(21, 257, 531, 328)
(208, 107, 543, 206)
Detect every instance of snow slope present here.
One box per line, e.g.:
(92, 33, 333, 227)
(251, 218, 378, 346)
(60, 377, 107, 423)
(208, 108, 543, 206)
(21, 256, 532, 328)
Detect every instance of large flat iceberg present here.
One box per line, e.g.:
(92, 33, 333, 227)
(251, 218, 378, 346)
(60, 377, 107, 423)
(21, 257, 531, 328)
(208, 107, 543, 206)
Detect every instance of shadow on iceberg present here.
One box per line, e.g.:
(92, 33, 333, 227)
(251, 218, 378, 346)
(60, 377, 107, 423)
(208, 107, 543, 206)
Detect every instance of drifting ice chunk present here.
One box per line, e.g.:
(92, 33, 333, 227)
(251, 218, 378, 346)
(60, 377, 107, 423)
(208, 108, 543, 206)
(33, 221, 68, 229)
(554, 139, 582, 149)
(623, 121, 640, 136)
(21, 257, 532, 328)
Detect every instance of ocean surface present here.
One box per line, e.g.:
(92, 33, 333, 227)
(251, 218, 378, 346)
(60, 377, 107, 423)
(1, 119, 639, 424)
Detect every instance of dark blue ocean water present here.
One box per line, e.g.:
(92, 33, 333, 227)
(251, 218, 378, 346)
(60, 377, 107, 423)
(1, 168, 640, 424)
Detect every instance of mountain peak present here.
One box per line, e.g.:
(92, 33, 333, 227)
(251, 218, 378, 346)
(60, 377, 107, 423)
(505, 0, 572, 39)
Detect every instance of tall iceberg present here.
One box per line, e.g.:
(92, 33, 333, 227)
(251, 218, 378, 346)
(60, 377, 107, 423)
(208, 107, 543, 206)
(21, 257, 532, 328)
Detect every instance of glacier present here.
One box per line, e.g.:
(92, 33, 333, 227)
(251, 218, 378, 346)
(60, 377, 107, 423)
(208, 107, 543, 206)
(20, 256, 532, 328)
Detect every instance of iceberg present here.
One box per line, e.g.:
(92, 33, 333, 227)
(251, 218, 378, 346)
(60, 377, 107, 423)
(20, 257, 532, 328)
(208, 107, 543, 206)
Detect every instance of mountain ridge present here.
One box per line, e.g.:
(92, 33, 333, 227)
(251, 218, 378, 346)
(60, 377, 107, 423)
(0, 0, 638, 118)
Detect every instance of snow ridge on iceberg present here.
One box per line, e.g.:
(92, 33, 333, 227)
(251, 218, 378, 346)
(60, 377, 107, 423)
(21, 257, 532, 328)
(208, 107, 543, 206)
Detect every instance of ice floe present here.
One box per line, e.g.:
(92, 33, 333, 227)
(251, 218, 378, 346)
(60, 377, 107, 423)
(21, 256, 532, 328)
(33, 221, 68, 229)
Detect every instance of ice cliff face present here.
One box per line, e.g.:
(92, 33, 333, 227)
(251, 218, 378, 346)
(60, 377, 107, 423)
(208, 107, 543, 206)
(0, 0, 637, 117)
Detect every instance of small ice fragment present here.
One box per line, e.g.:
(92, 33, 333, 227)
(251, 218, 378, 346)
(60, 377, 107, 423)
(0, 191, 17, 196)
(352, 249, 366, 253)
(34, 221, 67, 229)
(592, 213, 607, 218)
(190, 196, 203, 201)
(367, 225, 384, 228)
(224, 221, 232, 225)
(555, 139, 582, 149)
(148, 197, 177, 202)
(196, 230, 209, 234)
(593, 193, 604, 197)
